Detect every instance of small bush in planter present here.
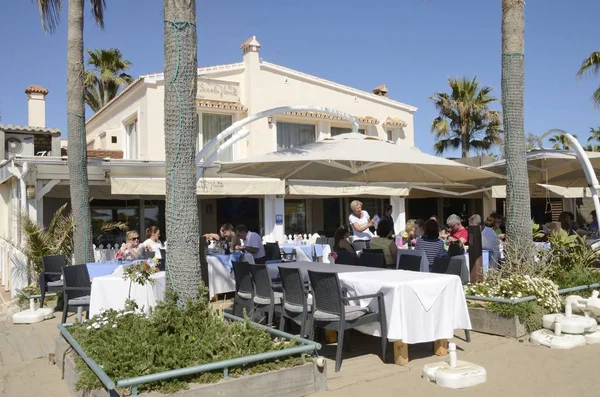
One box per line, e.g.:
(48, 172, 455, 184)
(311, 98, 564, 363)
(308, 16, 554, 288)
(69, 289, 307, 394)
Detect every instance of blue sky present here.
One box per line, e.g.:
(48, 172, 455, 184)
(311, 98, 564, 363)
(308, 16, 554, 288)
(0, 0, 598, 156)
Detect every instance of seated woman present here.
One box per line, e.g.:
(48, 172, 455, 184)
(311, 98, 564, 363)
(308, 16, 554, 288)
(334, 225, 354, 253)
(119, 231, 145, 261)
(369, 220, 398, 268)
(415, 219, 445, 268)
(141, 226, 164, 259)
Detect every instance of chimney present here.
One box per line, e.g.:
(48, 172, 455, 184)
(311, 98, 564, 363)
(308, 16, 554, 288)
(372, 84, 388, 97)
(25, 85, 49, 127)
(241, 35, 261, 55)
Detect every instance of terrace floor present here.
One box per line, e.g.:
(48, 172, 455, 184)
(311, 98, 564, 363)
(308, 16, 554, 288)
(1, 292, 600, 397)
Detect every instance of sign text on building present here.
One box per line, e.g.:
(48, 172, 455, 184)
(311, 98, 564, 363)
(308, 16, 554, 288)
(197, 79, 240, 102)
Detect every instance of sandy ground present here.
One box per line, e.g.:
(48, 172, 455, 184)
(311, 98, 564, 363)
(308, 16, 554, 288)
(2, 287, 600, 397)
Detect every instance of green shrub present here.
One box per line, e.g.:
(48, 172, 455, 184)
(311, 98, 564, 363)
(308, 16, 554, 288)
(69, 289, 307, 394)
(487, 301, 547, 333)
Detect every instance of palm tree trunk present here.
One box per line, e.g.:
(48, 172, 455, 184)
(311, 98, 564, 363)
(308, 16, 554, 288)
(163, 0, 201, 301)
(103, 82, 110, 108)
(461, 127, 469, 158)
(502, 0, 531, 242)
(67, 0, 94, 264)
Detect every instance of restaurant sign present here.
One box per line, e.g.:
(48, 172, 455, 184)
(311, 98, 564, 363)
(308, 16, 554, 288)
(197, 78, 240, 102)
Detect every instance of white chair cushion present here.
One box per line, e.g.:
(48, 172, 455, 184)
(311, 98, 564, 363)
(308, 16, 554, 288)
(314, 305, 369, 321)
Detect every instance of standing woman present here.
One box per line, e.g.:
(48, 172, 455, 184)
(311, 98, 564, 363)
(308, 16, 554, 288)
(142, 226, 164, 259)
(348, 200, 374, 243)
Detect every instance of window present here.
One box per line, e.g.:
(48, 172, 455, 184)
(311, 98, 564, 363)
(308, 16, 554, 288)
(111, 136, 117, 144)
(386, 130, 393, 142)
(145, 200, 166, 241)
(90, 200, 140, 246)
(285, 199, 307, 235)
(125, 119, 138, 159)
(330, 127, 365, 136)
(277, 122, 316, 150)
(198, 113, 233, 161)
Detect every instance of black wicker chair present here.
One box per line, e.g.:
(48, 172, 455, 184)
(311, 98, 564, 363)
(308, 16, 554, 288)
(158, 248, 167, 271)
(398, 254, 421, 272)
(334, 250, 357, 266)
(432, 257, 451, 274)
(232, 261, 254, 318)
(40, 255, 66, 308)
(308, 270, 387, 372)
(362, 248, 384, 255)
(249, 264, 282, 326)
(61, 264, 91, 324)
(278, 266, 312, 337)
(358, 252, 386, 268)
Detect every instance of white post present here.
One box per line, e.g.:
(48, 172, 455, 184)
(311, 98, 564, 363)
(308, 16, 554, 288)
(482, 191, 494, 218)
(263, 195, 285, 243)
(390, 196, 406, 233)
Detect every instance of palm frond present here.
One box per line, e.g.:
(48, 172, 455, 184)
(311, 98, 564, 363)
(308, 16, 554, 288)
(90, 0, 107, 28)
(34, 0, 63, 33)
(577, 52, 600, 78)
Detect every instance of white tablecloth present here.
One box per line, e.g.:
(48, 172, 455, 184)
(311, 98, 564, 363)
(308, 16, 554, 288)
(207, 253, 254, 299)
(339, 270, 471, 344)
(89, 270, 166, 316)
(396, 249, 429, 272)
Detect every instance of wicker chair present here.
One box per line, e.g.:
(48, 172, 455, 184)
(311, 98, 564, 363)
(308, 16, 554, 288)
(39, 255, 66, 308)
(432, 257, 451, 274)
(334, 250, 357, 266)
(307, 270, 387, 372)
(232, 261, 254, 318)
(358, 252, 386, 268)
(249, 264, 282, 326)
(278, 266, 312, 337)
(316, 236, 327, 245)
(61, 264, 91, 324)
(158, 248, 167, 271)
(398, 254, 421, 271)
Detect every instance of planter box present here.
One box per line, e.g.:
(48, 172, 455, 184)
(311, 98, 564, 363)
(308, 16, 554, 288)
(468, 307, 528, 338)
(55, 337, 327, 397)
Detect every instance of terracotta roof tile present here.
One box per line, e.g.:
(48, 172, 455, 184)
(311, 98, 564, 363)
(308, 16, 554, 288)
(383, 117, 407, 128)
(25, 85, 49, 95)
(197, 100, 247, 112)
(283, 111, 378, 125)
(87, 149, 123, 159)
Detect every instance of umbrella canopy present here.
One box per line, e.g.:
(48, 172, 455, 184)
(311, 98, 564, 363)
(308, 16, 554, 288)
(218, 133, 502, 186)
(481, 149, 600, 187)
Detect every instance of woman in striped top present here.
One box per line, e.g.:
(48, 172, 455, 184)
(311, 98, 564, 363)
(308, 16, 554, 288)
(415, 219, 445, 270)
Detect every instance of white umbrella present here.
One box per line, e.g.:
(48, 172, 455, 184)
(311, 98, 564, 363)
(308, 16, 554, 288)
(481, 149, 600, 188)
(218, 133, 502, 186)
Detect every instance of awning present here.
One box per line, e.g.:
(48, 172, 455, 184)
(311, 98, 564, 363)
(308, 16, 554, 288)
(111, 177, 285, 196)
(287, 180, 409, 197)
(491, 184, 591, 199)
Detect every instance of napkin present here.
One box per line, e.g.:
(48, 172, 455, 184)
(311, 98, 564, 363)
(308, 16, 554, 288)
(410, 278, 450, 312)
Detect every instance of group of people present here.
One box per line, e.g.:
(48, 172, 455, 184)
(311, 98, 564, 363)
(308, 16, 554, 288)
(334, 199, 504, 269)
(118, 226, 165, 261)
(203, 224, 267, 264)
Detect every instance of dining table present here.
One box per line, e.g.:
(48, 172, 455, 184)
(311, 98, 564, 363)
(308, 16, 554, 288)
(86, 260, 135, 280)
(277, 261, 471, 365)
(89, 266, 166, 317)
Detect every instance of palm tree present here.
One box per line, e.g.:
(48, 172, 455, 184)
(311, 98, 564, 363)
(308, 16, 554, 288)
(430, 77, 502, 158)
(34, 0, 105, 265)
(577, 52, 600, 107)
(588, 126, 600, 143)
(525, 132, 540, 151)
(84, 48, 134, 112)
(502, 0, 531, 242)
(163, 0, 201, 301)
(549, 133, 579, 150)
(585, 144, 600, 152)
